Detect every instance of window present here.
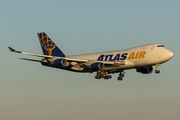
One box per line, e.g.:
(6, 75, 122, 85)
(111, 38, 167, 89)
(157, 45, 164, 47)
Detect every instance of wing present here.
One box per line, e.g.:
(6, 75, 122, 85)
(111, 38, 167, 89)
(8, 47, 53, 58)
(19, 58, 43, 62)
(9, 47, 125, 66)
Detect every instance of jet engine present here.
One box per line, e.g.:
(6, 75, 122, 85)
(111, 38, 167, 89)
(53, 59, 67, 67)
(91, 62, 105, 71)
(136, 66, 153, 74)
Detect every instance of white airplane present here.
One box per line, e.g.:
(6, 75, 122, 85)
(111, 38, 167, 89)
(9, 32, 174, 80)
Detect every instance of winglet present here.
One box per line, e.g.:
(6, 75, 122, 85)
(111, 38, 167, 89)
(8, 47, 21, 53)
(8, 47, 15, 52)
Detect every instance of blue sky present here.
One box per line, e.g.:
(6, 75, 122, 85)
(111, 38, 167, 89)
(1, 0, 180, 120)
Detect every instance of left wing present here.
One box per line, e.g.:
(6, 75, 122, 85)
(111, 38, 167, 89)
(9, 47, 125, 66)
(8, 47, 53, 58)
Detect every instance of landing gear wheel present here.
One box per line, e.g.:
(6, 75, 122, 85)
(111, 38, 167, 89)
(117, 77, 123, 81)
(95, 71, 112, 80)
(109, 75, 112, 79)
(121, 74, 124, 77)
(155, 64, 161, 74)
(104, 75, 112, 80)
(95, 75, 101, 79)
(101, 75, 104, 78)
(95, 71, 102, 79)
(117, 70, 124, 81)
(155, 70, 160, 73)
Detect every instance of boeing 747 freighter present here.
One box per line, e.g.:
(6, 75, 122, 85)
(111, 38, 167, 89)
(9, 32, 174, 80)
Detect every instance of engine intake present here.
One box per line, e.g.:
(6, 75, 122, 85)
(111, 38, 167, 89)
(136, 66, 153, 74)
(91, 62, 105, 70)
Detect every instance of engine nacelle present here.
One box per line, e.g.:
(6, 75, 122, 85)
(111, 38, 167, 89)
(136, 66, 153, 74)
(91, 62, 105, 70)
(53, 59, 67, 67)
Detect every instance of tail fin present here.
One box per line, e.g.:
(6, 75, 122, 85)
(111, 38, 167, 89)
(38, 32, 66, 57)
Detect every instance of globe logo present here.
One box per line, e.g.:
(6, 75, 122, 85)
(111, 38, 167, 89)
(38, 33, 57, 56)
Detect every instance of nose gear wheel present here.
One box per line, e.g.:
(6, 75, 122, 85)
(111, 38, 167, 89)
(155, 64, 160, 73)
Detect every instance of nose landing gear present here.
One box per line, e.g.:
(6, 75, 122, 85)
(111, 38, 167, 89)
(155, 64, 160, 73)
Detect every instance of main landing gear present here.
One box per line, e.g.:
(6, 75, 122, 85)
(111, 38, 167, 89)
(155, 64, 160, 73)
(95, 71, 112, 80)
(117, 71, 125, 81)
(95, 70, 125, 81)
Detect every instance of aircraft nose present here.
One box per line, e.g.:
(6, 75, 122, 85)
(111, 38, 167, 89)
(168, 51, 174, 59)
(165, 49, 174, 60)
(159, 49, 174, 62)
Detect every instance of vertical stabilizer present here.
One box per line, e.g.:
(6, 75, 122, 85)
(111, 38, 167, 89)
(38, 32, 65, 57)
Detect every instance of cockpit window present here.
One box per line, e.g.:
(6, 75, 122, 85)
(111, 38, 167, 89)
(157, 45, 164, 47)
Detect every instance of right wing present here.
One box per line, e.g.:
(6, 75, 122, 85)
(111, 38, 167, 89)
(19, 58, 43, 62)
